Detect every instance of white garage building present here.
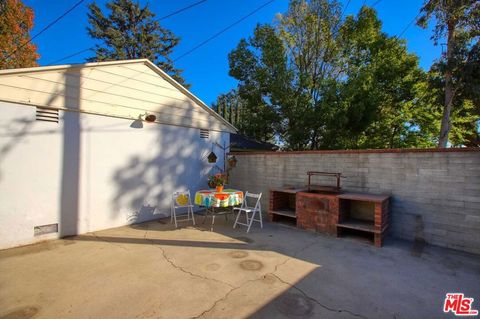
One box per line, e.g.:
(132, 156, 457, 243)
(0, 59, 236, 249)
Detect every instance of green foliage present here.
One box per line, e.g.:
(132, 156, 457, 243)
(417, 0, 479, 146)
(217, 1, 445, 150)
(427, 52, 479, 146)
(87, 0, 188, 87)
(417, 0, 478, 45)
(212, 89, 251, 136)
(0, 0, 39, 69)
(336, 7, 436, 149)
(227, 25, 286, 142)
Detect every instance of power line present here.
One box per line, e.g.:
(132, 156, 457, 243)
(3, 0, 85, 62)
(366, 0, 419, 40)
(45, 0, 208, 66)
(396, 12, 422, 39)
(174, 0, 276, 62)
(46, 48, 92, 66)
(157, 0, 206, 21)
(339, 0, 352, 20)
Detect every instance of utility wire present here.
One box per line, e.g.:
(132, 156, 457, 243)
(363, 0, 419, 41)
(368, 0, 420, 40)
(47, 48, 93, 66)
(339, 0, 351, 20)
(45, 0, 208, 66)
(157, 0, 206, 21)
(395, 12, 422, 39)
(3, 0, 85, 62)
(173, 0, 276, 62)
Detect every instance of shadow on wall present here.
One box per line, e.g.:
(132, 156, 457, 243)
(59, 67, 81, 237)
(127, 204, 157, 223)
(0, 80, 67, 182)
(111, 101, 224, 224)
(0, 118, 35, 181)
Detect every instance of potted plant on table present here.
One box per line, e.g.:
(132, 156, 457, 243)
(208, 173, 227, 192)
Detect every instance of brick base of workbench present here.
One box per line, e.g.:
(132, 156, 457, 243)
(296, 192, 338, 236)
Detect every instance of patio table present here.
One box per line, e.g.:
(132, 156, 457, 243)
(194, 189, 244, 228)
(194, 189, 244, 208)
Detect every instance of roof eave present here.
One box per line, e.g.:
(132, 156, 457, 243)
(0, 58, 238, 133)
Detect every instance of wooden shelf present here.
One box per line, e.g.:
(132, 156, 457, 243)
(270, 209, 296, 218)
(337, 218, 380, 233)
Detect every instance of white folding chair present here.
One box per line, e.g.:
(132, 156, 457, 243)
(233, 192, 263, 233)
(171, 190, 195, 228)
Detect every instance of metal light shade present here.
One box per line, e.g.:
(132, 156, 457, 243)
(130, 119, 143, 129)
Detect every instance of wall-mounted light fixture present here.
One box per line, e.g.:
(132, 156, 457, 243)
(145, 114, 156, 122)
(130, 115, 144, 129)
(131, 113, 156, 128)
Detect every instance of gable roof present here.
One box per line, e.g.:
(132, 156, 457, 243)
(0, 59, 237, 133)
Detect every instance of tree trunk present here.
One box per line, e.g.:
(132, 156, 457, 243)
(235, 101, 240, 126)
(438, 20, 455, 148)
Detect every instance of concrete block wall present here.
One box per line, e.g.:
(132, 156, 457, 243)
(229, 149, 480, 254)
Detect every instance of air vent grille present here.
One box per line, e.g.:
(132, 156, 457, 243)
(36, 107, 59, 123)
(200, 129, 209, 139)
(34, 223, 58, 236)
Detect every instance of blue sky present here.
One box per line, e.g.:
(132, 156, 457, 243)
(23, 0, 441, 106)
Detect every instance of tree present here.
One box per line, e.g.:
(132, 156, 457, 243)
(222, 1, 432, 150)
(227, 0, 343, 149)
(212, 89, 244, 130)
(417, 0, 479, 147)
(426, 46, 479, 147)
(87, 0, 188, 87)
(336, 7, 435, 149)
(0, 0, 39, 69)
(228, 25, 285, 143)
(276, 0, 343, 149)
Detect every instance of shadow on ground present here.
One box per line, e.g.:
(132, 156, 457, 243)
(1, 217, 479, 319)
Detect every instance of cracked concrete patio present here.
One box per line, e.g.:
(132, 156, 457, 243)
(0, 218, 479, 319)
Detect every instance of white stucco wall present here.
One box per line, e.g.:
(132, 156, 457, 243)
(0, 101, 229, 249)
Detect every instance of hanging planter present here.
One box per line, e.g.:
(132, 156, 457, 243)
(228, 156, 237, 168)
(207, 179, 216, 189)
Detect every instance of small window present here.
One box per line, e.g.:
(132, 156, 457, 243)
(36, 107, 59, 123)
(200, 129, 209, 139)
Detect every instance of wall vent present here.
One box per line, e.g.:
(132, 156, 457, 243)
(34, 223, 58, 236)
(200, 129, 209, 139)
(36, 107, 59, 123)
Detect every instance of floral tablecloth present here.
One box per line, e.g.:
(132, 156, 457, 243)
(194, 189, 243, 208)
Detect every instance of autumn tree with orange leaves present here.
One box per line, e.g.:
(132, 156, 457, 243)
(0, 0, 39, 69)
